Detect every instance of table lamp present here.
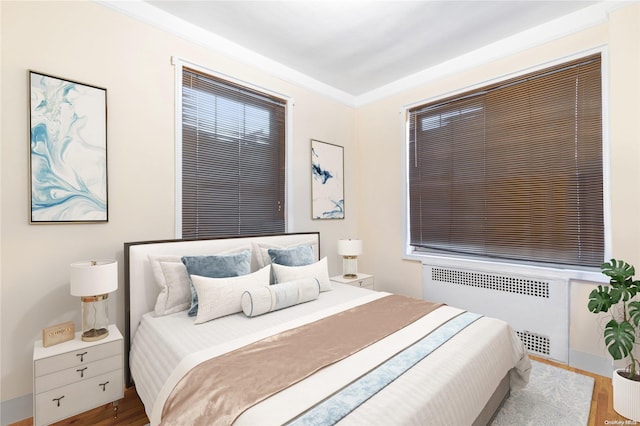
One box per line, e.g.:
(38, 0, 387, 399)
(337, 239, 362, 279)
(70, 259, 118, 342)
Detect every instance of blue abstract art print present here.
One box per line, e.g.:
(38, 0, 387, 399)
(29, 71, 108, 223)
(311, 139, 344, 219)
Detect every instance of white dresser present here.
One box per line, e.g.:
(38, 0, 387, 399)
(330, 273, 375, 290)
(32, 324, 123, 426)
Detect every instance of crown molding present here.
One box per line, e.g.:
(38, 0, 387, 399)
(355, 1, 623, 106)
(97, 0, 357, 106)
(98, 1, 626, 108)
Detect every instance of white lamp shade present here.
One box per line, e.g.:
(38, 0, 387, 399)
(337, 239, 363, 256)
(70, 259, 118, 296)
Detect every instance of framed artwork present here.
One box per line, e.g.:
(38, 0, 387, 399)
(29, 71, 108, 223)
(311, 139, 344, 219)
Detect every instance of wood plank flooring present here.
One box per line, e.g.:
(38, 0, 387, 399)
(11, 355, 632, 426)
(11, 386, 147, 426)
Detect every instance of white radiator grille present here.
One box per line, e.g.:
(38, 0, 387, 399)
(431, 267, 550, 298)
(423, 264, 568, 362)
(515, 330, 551, 356)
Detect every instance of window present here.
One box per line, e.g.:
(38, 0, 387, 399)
(407, 54, 603, 268)
(181, 67, 287, 239)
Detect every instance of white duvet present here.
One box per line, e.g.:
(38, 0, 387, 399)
(130, 284, 530, 425)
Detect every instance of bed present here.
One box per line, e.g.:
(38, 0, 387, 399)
(125, 232, 530, 425)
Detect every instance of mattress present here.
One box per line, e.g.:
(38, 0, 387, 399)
(130, 283, 530, 425)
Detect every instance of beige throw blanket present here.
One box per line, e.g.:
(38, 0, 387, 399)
(160, 294, 442, 425)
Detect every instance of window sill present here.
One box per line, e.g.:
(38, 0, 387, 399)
(403, 250, 606, 284)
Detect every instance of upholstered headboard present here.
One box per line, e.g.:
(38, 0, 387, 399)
(123, 232, 320, 386)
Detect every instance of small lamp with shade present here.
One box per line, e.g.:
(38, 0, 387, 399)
(70, 259, 118, 342)
(337, 239, 362, 279)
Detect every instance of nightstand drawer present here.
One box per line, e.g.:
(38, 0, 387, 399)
(330, 273, 375, 290)
(33, 325, 123, 426)
(35, 368, 123, 425)
(35, 354, 122, 393)
(353, 276, 374, 289)
(34, 339, 120, 377)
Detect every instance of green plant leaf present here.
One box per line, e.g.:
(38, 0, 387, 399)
(588, 285, 612, 313)
(628, 279, 640, 298)
(629, 301, 640, 327)
(604, 319, 635, 360)
(601, 259, 635, 285)
(611, 278, 639, 302)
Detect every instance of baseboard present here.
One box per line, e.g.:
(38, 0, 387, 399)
(569, 349, 614, 377)
(1, 393, 32, 426)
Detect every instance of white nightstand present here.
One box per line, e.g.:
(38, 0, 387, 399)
(330, 273, 375, 290)
(33, 324, 124, 426)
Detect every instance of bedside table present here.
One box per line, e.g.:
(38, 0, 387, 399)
(330, 273, 374, 290)
(33, 324, 124, 426)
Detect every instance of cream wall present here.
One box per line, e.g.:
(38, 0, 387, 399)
(0, 0, 358, 418)
(2, 0, 639, 422)
(357, 4, 640, 371)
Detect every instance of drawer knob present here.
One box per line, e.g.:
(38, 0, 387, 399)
(99, 381, 110, 392)
(52, 396, 64, 407)
(76, 351, 88, 362)
(76, 367, 88, 378)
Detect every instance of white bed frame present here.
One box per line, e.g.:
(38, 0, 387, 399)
(124, 232, 320, 386)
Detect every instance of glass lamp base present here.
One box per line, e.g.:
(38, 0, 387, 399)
(342, 256, 358, 279)
(80, 294, 110, 342)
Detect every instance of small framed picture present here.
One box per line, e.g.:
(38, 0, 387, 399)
(311, 139, 344, 219)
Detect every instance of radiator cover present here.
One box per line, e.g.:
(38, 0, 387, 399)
(423, 264, 568, 363)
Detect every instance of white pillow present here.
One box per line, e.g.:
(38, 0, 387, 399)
(148, 255, 191, 316)
(191, 265, 271, 324)
(271, 257, 332, 292)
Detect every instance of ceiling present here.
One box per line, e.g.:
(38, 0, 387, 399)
(145, 1, 600, 97)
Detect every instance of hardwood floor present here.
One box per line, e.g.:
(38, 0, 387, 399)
(11, 386, 148, 426)
(12, 356, 632, 426)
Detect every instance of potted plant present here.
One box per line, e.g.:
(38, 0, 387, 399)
(588, 258, 640, 421)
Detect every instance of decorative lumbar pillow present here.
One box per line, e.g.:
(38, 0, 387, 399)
(241, 287, 272, 317)
(253, 241, 319, 268)
(148, 255, 192, 316)
(191, 265, 271, 324)
(182, 250, 252, 317)
(271, 257, 332, 292)
(268, 245, 315, 266)
(241, 277, 320, 317)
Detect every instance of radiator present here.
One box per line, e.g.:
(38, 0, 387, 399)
(423, 264, 569, 363)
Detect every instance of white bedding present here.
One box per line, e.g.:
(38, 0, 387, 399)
(240, 308, 528, 426)
(130, 283, 530, 425)
(130, 283, 377, 417)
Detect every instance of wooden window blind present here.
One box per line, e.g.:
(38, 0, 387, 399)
(181, 68, 286, 239)
(408, 54, 603, 267)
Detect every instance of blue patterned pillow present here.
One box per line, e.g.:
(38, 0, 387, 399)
(182, 250, 251, 316)
(268, 245, 315, 267)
